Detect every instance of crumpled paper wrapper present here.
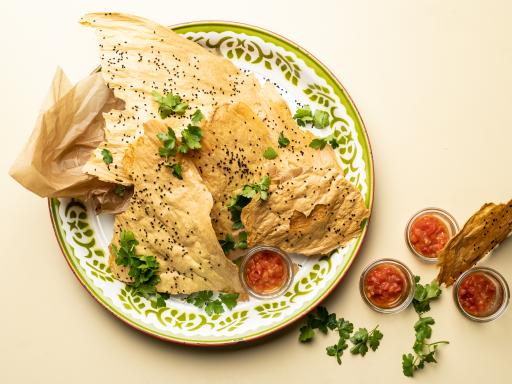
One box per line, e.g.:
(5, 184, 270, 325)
(9, 67, 132, 213)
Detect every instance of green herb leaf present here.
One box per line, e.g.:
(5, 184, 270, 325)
(278, 131, 290, 147)
(185, 290, 238, 315)
(413, 277, 442, 314)
(402, 353, 415, 377)
(181, 125, 203, 152)
(326, 338, 348, 365)
(293, 105, 313, 127)
(237, 231, 248, 249)
(313, 109, 330, 129)
(228, 175, 271, 229)
(101, 148, 113, 165)
(157, 127, 177, 158)
(309, 138, 327, 150)
(152, 90, 189, 118)
(112, 231, 164, 307)
(114, 185, 126, 197)
(191, 109, 205, 125)
(309, 134, 339, 151)
(336, 318, 354, 339)
(164, 162, 183, 179)
(263, 146, 278, 160)
(219, 293, 239, 310)
(402, 276, 449, 377)
(186, 290, 213, 308)
(219, 233, 236, 254)
(350, 326, 383, 356)
(368, 328, 383, 351)
(299, 325, 315, 342)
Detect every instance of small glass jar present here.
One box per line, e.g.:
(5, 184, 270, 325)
(405, 207, 459, 264)
(239, 245, 294, 299)
(453, 267, 510, 322)
(359, 258, 416, 314)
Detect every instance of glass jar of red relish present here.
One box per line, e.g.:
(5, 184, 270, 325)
(406, 208, 459, 263)
(454, 267, 509, 322)
(359, 259, 415, 314)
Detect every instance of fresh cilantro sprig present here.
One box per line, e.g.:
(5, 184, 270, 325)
(228, 175, 271, 229)
(165, 163, 183, 180)
(263, 146, 278, 160)
(157, 127, 177, 157)
(413, 276, 442, 314)
(101, 148, 113, 165)
(178, 125, 203, 153)
(152, 90, 188, 118)
(278, 132, 290, 147)
(299, 307, 382, 366)
(112, 230, 168, 309)
(293, 105, 330, 129)
(350, 326, 383, 356)
(402, 276, 448, 377)
(185, 290, 239, 316)
(219, 234, 235, 254)
(309, 134, 339, 150)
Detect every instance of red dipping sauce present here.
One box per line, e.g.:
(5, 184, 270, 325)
(244, 250, 289, 294)
(409, 214, 449, 258)
(364, 263, 408, 308)
(458, 272, 500, 317)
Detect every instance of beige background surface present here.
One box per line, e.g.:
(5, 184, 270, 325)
(1, 0, 511, 383)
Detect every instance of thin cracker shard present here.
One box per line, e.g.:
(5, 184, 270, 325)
(109, 119, 244, 294)
(437, 199, 512, 286)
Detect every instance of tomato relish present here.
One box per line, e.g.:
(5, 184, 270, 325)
(244, 249, 289, 295)
(409, 214, 450, 258)
(364, 263, 408, 308)
(458, 272, 501, 317)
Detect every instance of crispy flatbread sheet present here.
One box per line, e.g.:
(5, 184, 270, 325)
(189, 102, 275, 239)
(242, 168, 369, 255)
(109, 120, 244, 294)
(437, 199, 512, 286)
(80, 12, 269, 185)
(191, 101, 368, 256)
(79, 12, 340, 185)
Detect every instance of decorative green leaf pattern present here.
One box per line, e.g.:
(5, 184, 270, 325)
(255, 301, 290, 319)
(303, 83, 336, 107)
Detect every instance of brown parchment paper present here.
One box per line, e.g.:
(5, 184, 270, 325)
(9, 67, 131, 213)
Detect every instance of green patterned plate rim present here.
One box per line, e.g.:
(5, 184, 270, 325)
(49, 21, 374, 346)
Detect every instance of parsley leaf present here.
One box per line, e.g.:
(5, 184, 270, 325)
(228, 175, 271, 229)
(309, 134, 339, 150)
(350, 326, 383, 356)
(219, 293, 239, 310)
(112, 231, 166, 308)
(326, 338, 348, 365)
(165, 162, 183, 179)
(263, 146, 278, 160)
(152, 90, 188, 118)
(114, 185, 126, 197)
(219, 233, 236, 254)
(278, 131, 290, 147)
(191, 109, 205, 125)
(101, 148, 113, 165)
(237, 231, 248, 249)
(185, 290, 213, 308)
(293, 105, 313, 127)
(402, 276, 449, 377)
(413, 276, 442, 314)
(185, 290, 239, 315)
(179, 125, 203, 153)
(157, 127, 177, 157)
(336, 318, 354, 339)
(299, 325, 315, 342)
(313, 109, 330, 129)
